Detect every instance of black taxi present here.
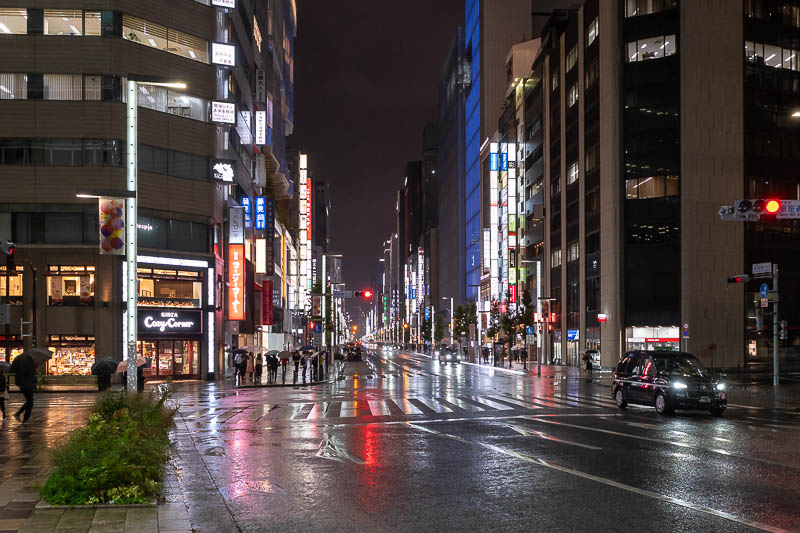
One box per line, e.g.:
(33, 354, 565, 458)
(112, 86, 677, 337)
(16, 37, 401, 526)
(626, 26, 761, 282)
(611, 351, 726, 416)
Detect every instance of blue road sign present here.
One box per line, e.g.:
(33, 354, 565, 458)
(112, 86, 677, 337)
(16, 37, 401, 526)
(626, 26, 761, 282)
(525, 326, 535, 335)
(760, 283, 769, 299)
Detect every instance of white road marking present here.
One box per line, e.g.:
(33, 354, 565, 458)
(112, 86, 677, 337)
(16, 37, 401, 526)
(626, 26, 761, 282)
(413, 398, 453, 413)
(406, 423, 789, 533)
(367, 400, 391, 416)
(503, 423, 602, 450)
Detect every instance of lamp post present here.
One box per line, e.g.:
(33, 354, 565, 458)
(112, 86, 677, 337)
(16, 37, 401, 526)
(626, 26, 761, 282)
(537, 297, 556, 377)
(119, 76, 187, 392)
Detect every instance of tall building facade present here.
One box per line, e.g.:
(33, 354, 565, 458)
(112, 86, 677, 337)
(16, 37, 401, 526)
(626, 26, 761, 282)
(0, 0, 298, 379)
(478, 0, 800, 370)
(464, 0, 533, 303)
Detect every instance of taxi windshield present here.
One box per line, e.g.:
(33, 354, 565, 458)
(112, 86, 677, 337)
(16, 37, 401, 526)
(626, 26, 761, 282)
(656, 355, 708, 377)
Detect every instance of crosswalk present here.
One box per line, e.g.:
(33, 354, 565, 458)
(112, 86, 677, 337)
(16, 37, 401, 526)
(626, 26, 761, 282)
(178, 393, 620, 424)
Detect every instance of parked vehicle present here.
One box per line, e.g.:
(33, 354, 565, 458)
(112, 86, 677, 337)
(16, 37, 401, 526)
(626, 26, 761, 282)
(611, 351, 726, 416)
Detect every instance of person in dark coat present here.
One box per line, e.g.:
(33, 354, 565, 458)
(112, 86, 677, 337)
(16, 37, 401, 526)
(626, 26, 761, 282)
(292, 351, 301, 384)
(0, 367, 8, 419)
(300, 353, 308, 384)
(9, 355, 37, 423)
(255, 353, 264, 384)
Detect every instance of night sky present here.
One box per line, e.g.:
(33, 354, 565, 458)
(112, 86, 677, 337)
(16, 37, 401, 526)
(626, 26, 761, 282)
(293, 0, 464, 317)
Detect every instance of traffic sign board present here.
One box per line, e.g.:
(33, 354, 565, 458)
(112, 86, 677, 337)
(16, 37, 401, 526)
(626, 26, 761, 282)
(760, 283, 769, 299)
(683, 323, 689, 337)
(525, 326, 535, 335)
(332, 290, 353, 299)
(761, 297, 769, 308)
(753, 262, 772, 276)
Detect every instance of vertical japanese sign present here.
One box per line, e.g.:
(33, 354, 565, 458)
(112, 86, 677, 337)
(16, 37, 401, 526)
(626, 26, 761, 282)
(228, 244, 245, 321)
(263, 279, 273, 325)
(306, 178, 312, 241)
(255, 196, 266, 230)
(265, 198, 275, 276)
(241, 197, 252, 228)
(98, 197, 125, 255)
(228, 206, 245, 321)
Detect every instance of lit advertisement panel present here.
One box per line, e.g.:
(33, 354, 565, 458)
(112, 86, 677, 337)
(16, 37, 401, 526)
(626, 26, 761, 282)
(228, 243, 245, 320)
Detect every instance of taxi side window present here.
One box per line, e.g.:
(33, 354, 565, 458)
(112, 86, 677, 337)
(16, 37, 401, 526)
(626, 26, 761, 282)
(617, 354, 635, 374)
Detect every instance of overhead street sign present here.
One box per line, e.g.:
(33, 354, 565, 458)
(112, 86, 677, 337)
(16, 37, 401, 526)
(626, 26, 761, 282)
(753, 262, 772, 276)
(332, 290, 353, 299)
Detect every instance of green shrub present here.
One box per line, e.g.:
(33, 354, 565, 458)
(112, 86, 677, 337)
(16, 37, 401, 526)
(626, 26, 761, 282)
(40, 389, 175, 505)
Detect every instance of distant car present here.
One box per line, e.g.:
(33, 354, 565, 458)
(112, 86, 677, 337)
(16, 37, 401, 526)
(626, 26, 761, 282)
(436, 347, 461, 364)
(382, 345, 394, 354)
(612, 351, 726, 416)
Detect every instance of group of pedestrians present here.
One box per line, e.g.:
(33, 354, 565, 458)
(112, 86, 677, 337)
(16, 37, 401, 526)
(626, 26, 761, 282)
(234, 349, 326, 386)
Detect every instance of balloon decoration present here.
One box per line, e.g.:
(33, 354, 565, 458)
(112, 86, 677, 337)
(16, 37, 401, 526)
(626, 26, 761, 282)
(99, 198, 125, 255)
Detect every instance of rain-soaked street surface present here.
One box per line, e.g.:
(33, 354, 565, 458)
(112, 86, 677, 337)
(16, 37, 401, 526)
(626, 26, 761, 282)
(3, 349, 800, 532)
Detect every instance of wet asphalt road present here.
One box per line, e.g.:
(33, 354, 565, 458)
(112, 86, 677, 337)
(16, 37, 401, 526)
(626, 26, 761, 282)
(3, 349, 800, 532)
(165, 349, 800, 533)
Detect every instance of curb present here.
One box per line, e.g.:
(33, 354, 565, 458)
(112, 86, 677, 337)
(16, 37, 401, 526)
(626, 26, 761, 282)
(36, 499, 158, 510)
(235, 379, 332, 389)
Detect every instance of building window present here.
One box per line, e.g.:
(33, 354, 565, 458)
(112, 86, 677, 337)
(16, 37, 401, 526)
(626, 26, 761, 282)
(568, 83, 578, 107)
(137, 268, 202, 308)
(47, 265, 95, 306)
(567, 161, 579, 185)
(625, 0, 678, 17)
(585, 145, 598, 173)
(746, 41, 800, 71)
(627, 35, 676, 62)
(587, 17, 598, 46)
(566, 46, 577, 72)
(0, 73, 26, 99)
(551, 176, 561, 197)
(551, 71, 559, 92)
(47, 335, 95, 375)
(137, 84, 208, 122)
(122, 14, 208, 63)
(43, 74, 83, 100)
(0, 8, 28, 34)
(567, 241, 579, 262)
(0, 265, 23, 305)
(44, 9, 83, 35)
(585, 57, 598, 89)
(625, 175, 679, 199)
(85, 11, 101, 35)
(551, 248, 562, 268)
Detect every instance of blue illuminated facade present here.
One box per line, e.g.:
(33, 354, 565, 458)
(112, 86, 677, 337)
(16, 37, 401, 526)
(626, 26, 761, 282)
(464, 0, 481, 302)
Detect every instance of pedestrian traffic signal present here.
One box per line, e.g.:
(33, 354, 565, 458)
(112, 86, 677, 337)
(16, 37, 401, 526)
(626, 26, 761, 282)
(354, 290, 373, 300)
(727, 274, 751, 284)
(0, 241, 14, 256)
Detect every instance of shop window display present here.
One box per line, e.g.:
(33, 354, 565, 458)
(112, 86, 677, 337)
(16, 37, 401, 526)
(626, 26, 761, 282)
(47, 265, 95, 306)
(47, 335, 95, 375)
(0, 337, 23, 363)
(0, 265, 23, 305)
(138, 340, 199, 377)
(138, 268, 202, 308)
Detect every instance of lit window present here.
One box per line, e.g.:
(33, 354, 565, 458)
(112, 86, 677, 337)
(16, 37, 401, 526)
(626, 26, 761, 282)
(625, 176, 679, 199)
(551, 248, 562, 268)
(122, 15, 208, 63)
(46, 265, 95, 306)
(587, 17, 598, 46)
(745, 40, 800, 71)
(625, 0, 678, 17)
(0, 8, 28, 35)
(568, 83, 578, 108)
(44, 9, 83, 36)
(626, 35, 676, 62)
(43, 74, 83, 100)
(85, 11, 101, 36)
(0, 73, 26, 100)
(137, 84, 208, 122)
(567, 161, 579, 185)
(138, 270, 203, 308)
(567, 241, 579, 262)
(551, 71, 558, 92)
(566, 46, 577, 72)
(0, 265, 23, 305)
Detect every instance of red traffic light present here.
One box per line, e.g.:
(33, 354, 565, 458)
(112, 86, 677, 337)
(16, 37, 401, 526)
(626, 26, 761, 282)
(727, 274, 751, 284)
(0, 241, 14, 256)
(363, 290, 373, 299)
(766, 199, 781, 214)
(354, 290, 373, 299)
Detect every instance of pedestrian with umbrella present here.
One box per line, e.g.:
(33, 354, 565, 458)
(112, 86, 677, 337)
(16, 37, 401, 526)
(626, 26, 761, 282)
(278, 351, 290, 384)
(91, 357, 117, 391)
(10, 347, 52, 423)
(0, 361, 9, 419)
(116, 357, 148, 392)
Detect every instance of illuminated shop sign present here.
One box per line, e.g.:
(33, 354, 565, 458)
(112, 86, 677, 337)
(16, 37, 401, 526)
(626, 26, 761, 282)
(255, 196, 266, 230)
(228, 243, 245, 321)
(211, 43, 236, 67)
(255, 110, 267, 145)
(211, 0, 235, 7)
(229, 206, 244, 244)
(139, 310, 202, 336)
(241, 197, 252, 228)
(211, 159, 235, 182)
(211, 101, 236, 124)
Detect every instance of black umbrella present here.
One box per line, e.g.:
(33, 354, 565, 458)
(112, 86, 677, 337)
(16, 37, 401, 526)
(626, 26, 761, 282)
(298, 345, 315, 351)
(91, 357, 118, 376)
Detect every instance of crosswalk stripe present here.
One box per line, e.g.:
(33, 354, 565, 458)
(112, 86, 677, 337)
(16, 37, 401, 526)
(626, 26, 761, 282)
(408, 398, 437, 414)
(470, 396, 517, 410)
(384, 399, 407, 416)
(395, 399, 425, 415)
(484, 396, 539, 410)
(367, 400, 391, 416)
(413, 398, 453, 413)
(438, 396, 486, 412)
(326, 402, 342, 418)
(307, 402, 327, 419)
(291, 403, 315, 420)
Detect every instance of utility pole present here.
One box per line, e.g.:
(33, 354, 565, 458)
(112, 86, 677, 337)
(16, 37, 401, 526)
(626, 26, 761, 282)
(773, 264, 780, 387)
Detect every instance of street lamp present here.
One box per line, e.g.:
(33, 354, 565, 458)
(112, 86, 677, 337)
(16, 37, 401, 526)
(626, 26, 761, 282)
(124, 75, 185, 393)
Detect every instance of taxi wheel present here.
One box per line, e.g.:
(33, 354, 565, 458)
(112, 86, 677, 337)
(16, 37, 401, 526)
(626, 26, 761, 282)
(614, 387, 627, 408)
(655, 392, 673, 415)
(709, 407, 725, 417)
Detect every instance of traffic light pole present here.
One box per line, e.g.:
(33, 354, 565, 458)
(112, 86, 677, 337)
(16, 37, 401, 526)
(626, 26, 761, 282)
(773, 264, 780, 387)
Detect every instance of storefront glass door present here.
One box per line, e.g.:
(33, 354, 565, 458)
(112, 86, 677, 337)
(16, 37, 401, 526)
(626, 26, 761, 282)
(139, 340, 198, 377)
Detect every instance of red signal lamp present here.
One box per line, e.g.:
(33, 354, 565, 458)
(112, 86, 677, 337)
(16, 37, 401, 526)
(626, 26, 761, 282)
(765, 199, 781, 214)
(363, 290, 373, 299)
